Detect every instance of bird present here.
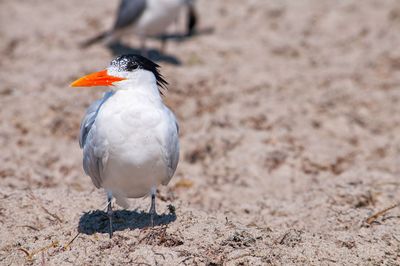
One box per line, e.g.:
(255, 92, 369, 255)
(71, 54, 180, 238)
(81, 0, 197, 54)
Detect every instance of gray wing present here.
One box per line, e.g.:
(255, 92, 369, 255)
(79, 92, 113, 188)
(79, 91, 114, 148)
(162, 108, 180, 185)
(113, 0, 147, 30)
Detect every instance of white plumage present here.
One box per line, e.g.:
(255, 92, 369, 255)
(89, 72, 178, 198)
(72, 55, 179, 237)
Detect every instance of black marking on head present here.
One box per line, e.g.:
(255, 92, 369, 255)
(110, 54, 168, 93)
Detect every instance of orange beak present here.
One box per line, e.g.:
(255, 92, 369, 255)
(70, 70, 126, 87)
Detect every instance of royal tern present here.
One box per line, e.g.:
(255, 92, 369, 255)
(71, 54, 180, 237)
(82, 0, 197, 53)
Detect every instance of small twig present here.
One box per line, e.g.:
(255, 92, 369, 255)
(39, 205, 63, 223)
(18, 225, 40, 231)
(18, 248, 31, 258)
(366, 203, 400, 224)
(20, 241, 59, 261)
(32, 241, 59, 257)
(28, 190, 63, 223)
(152, 249, 166, 260)
(180, 256, 194, 265)
(277, 231, 290, 245)
(63, 232, 81, 251)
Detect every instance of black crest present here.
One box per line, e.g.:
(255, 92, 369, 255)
(110, 54, 168, 92)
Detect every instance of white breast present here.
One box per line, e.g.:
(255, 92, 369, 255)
(93, 88, 175, 198)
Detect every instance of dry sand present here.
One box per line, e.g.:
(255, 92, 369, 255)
(1, 0, 400, 265)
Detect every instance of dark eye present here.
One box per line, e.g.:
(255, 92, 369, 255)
(126, 62, 138, 71)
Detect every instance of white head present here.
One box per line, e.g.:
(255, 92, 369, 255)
(71, 54, 168, 95)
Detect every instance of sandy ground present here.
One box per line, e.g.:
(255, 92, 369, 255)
(1, 0, 400, 265)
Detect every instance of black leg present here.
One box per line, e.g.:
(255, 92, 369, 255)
(187, 4, 197, 36)
(149, 188, 157, 227)
(107, 192, 113, 238)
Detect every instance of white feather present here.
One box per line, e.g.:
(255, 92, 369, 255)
(82, 68, 179, 207)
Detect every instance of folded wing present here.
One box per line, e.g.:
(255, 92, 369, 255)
(162, 107, 180, 185)
(79, 92, 114, 188)
(114, 0, 147, 30)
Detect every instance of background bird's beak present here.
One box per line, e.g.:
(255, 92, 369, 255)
(70, 70, 126, 87)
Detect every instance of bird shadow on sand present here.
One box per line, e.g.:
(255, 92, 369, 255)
(156, 26, 214, 42)
(107, 42, 181, 65)
(78, 209, 176, 235)
(106, 27, 214, 65)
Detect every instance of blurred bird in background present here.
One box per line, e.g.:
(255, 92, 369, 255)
(82, 0, 197, 54)
(71, 54, 180, 238)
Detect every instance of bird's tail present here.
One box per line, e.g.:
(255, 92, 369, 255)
(114, 192, 130, 209)
(80, 31, 111, 48)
